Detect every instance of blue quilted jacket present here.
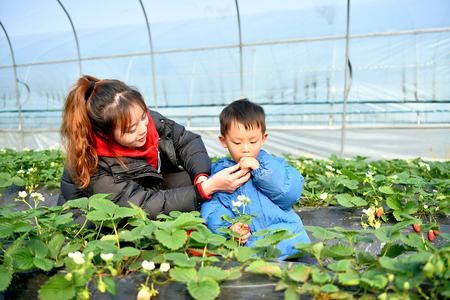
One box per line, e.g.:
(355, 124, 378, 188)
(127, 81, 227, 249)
(201, 149, 310, 260)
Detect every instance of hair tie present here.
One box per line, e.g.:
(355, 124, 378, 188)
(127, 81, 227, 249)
(85, 80, 96, 102)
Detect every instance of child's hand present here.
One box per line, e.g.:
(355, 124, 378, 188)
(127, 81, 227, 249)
(239, 156, 260, 171)
(229, 222, 251, 244)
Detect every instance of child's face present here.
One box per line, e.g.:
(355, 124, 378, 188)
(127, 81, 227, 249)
(219, 121, 267, 163)
(113, 104, 149, 148)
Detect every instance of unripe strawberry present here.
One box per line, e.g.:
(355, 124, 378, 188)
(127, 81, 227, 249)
(376, 207, 384, 218)
(378, 293, 388, 300)
(428, 230, 435, 241)
(436, 260, 444, 273)
(97, 279, 106, 293)
(403, 281, 410, 290)
(433, 229, 439, 236)
(137, 286, 151, 300)
(77, 288, 90, 300)
(412, 223, 420, 233)
(423, 261, 434, 278)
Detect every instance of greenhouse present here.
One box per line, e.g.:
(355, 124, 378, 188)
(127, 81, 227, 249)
(0, 1, 449, 299)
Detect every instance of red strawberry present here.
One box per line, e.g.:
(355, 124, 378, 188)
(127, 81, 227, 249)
(428, 230, 435, 241)
(376, 207, 384, 218)
(433, 229, 439, 236)
(186, 229, 194, 237)
(412, 224, 421, 233)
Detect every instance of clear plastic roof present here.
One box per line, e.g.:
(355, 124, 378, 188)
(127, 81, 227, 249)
(0, 0, 449, 158)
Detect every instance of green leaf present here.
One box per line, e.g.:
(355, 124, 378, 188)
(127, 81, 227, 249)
(59, 241, 83, 257)
(401, 233, 427, 250)
(103, 277, 116, 295)
(360, 273, 388, 290)
(154, 229, 187, 250)
(335, 194, 354, 208)
(187, 278, 220, 300)
(386, 196, 401, 210)
(223, 267, 241, 281)
(172, 212, 205, 228)
(28, 239, 49, 258)
(350, 196, 367, 207)
(12, 248, 34, 270)
(48, 234, 65, 259)
(190, 226, 226, 246)
(245, 260, 282, 277)
(311, 268, 331, 284)
(38, 275, 76, 300)
(198, 266, 228, 281)
(284, 286, 298, 300)
(320, 284, 339, 293)
(303, 226, 344, 240)
(288, 264, 310, 282)
(338, 272, 360, 286)
(336, 177, 359, 190)
(0, 265, 12, 292)
(235, 247, 257, 263)
(327, 259, 352, 272)
(0, 173, 12, 188)
(378, 186, 395, 194)
(170, 267, 197, 283)
(11, 176, 25, 186)
(164, 252, 196, 268)
(86, 210, 110, 221)
(324, 244, 352, 259)
(33, 257, 54, 271)
(118, 247, 140, 257)
(113, 207, 137, 219)
(0, 223, 14, 239)
(63, 197, 89, 211)
(89, 197, 117, 216)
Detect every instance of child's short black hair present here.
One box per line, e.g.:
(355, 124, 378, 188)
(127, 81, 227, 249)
(219, 98, 266, 136)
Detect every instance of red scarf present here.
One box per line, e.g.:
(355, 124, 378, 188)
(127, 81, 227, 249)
(94, 112, 159, 169)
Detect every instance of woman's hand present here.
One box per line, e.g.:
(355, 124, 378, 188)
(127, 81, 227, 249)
(201, 163, 250, 195)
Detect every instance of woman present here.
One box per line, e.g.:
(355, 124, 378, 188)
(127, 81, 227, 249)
(58, 75, 249, 219)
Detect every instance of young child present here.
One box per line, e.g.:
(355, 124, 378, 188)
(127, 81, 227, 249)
(201, 99, 310, 260)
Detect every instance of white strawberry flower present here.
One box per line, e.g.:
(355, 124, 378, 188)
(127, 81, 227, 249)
(141, 260, 155, 271)
(100, 253, 114, 262)
(17, 169, 25, 175)
(232, 200, 244, 208)
(160, 262, 170, 272)
(30, 192, 45, 202)
(18, 191, 27, 198)
(68, 251, 85, 265)
(319, 193, 328, 200)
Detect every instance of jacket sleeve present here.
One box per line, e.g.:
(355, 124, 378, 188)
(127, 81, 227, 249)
(172, 121, 211, 180)
(89, 172, 201, 220)
(59, 166, 87, 205)
(251, 151, 304, 210)
(201, 194, 233, 235)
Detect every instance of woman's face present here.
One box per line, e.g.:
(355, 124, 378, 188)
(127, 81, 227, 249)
(113, 105, 149, 148)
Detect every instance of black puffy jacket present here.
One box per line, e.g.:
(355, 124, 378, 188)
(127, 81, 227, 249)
(59, 110, 211, 219)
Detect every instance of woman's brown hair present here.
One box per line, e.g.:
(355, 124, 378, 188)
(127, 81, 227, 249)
(61, 75, 148, 188)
